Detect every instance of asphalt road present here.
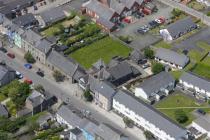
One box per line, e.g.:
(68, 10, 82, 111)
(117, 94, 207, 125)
(0, 49, 144, 140)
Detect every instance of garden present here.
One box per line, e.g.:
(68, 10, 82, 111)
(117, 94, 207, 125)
(70, 37, 132, 69)
(155, 91, 210, 126)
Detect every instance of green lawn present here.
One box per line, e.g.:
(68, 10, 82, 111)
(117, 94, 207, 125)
(41, 23, 62, 37)
(70, 37, 132, 69)
(153, 41, 172, 49)
(155, 92, 210, 126)
(191, 63, 210, 79)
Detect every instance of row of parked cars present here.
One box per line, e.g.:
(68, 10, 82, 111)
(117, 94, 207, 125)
(137, 17, 165, 34)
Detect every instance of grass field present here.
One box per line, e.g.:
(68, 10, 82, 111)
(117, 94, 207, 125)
(155, 92, 210, 126)
(70, 37, 132, 69)
(153, 41, 172, 49)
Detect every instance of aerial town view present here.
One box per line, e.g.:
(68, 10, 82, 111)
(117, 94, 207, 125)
(1, 0, 210, 140)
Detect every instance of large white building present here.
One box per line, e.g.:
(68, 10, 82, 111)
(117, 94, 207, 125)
(179, 72, 210, 99)
(135, 72, 175, 103)
(113, 90, 188, 140)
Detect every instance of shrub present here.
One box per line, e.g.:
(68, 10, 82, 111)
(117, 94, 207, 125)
(207, 11, 210, 17)
(24, 52, 35, 64)
(174, 110, 188, 124)
(53, 70, 64, 82)
(83, 90, 93, 102)
(152, 63, 164, 74)
(144, 48, 154, 59)
(144, 131, 155, 140)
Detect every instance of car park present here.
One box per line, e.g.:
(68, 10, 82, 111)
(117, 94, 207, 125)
(148, 20, 159, 28)
(7, 53, 15, 59)
(137, 25, 150, 34)
(24, 63, 32, 69)
(0, 47, 7, 53)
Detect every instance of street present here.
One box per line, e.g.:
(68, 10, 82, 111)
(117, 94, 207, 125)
(0, 44, 145, 140)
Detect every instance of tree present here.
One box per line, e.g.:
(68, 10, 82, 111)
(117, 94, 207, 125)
(83, 90, 93, 102)
(144, 48, 154, 59)
(174, 110, 188, 124)
(144, 131, 155, 140)
(53, 70, 64, 82)
(24, 52, 35, 64)
(34, 84, 45, 93)
(123, 117, 134, 128)
(152, 63, 164, 74)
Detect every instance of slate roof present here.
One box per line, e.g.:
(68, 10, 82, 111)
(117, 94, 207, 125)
(120, 0, 136, 9)
(137, 72, 175, 95)
(194, 114, 210, 131)
(180, 72, 210, 92)
(22, 29, 52, 54)
(89, 75, 116, 99)
(155, 48, 189, 67)
(113, 90, 187, 139)
(57, 105, 84, 127)
(109, 0, 126, 14)
(27, 90, 45, 107)
(97, 17, 115, 29)
(166, 17, 197, 38)
(130, 49, 144, 62)
(0, 65, 9, 81)
(39, 6, 66, 25)
(12, 13, 37, 28)
(47, 51, 86, 80)
(83, 0, 116, 21)
(0, 104, 8, 117)
(106, 61, 140, 81)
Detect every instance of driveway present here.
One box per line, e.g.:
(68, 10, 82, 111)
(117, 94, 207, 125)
(113, 1, 172, 50)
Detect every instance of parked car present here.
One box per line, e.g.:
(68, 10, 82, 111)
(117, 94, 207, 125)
(197, 109, 206, 115)
(137, 25, 150, 34)
(24, 78, 33, 85)
(0, 47, 7, 53)
(142, 64, 150, 69)
(148, 20, 159, 28)
(36, 69, 44, 77)
(16, 71, 23, 79)
(24, 63, 32, 69)
(7, 53, 15, 59)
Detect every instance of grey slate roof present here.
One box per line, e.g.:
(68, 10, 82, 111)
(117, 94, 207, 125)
(57, 105, 84, 127)
(39, 6, 66, 25)
(47, 51, 86, 80)
(89, 76, 116, 99)
(166, 17, 197, 38)
(83, 0, 116, 21)
(22, 29, 52, 54)
(194, 114, 210, 131)
(12, 13, 37, 28)
(0, 104, 8, 117)
(113, 90, 186, 139)
(0, 65, 9, 80)
(109, 0, 126, 14)
(130, 49, 144, 63)
(97, 17, 115, 29)
(137, 72, 175, 95)
(180, 72, 210, 92)
(155, 48, 189, 67)
(27, 90, 45, 107)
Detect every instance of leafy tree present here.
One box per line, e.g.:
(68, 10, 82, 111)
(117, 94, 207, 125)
(144, 131, 155, 140)
(83, 90, 93, 102)
(175, 110, 188, 124)
(24, 52, 35, 64)
(34, 84, 45, 93)
(123, 117, 134, 128)
(53, 70, 64, 82)
(152, 63, 164, 74)
(144, 48, 154, 59)
(171, 8, 183, 18)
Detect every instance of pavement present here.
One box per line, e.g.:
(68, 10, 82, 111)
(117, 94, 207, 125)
(0, 43, 146, 140)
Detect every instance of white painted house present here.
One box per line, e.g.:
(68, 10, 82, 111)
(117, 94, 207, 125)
(155, 48, 189, 70)
(179, 72, 210, 99)
(135, 72, 175, 103)
(113, 90, 188, 140)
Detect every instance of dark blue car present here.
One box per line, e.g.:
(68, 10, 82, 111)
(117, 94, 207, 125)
(24, 63, 32, 69)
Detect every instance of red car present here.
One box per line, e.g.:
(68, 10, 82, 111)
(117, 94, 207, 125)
(24, 78, 33, 85)
(7, 53, 15, 59)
